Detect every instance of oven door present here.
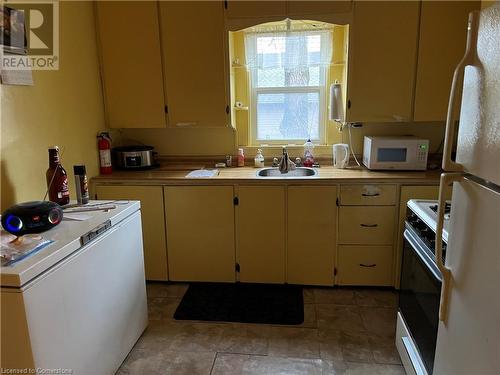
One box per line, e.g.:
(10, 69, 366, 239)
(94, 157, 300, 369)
(399, 227, 442, 374)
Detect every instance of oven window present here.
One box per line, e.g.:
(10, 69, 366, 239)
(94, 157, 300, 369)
(377, 148, 407, 162)
(400, 235, 442, 374)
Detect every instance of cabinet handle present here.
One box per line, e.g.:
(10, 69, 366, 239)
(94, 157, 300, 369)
(360, 263, 376, 268)
(362, 193, 380, 197)
(360, 223, 378, 228)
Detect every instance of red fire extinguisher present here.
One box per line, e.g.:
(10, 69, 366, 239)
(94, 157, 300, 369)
(97, 132, 112, 174)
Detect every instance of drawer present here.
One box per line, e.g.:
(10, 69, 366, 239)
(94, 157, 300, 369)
(339, 206, 395, 244)
(340, 184, 397, 205)
(337, 245, 393, 286)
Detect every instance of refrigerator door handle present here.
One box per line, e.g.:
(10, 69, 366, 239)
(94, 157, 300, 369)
(436, 173, 464, 323)
(442, 11, 480, 172)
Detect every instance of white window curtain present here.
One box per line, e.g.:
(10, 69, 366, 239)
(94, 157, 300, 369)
(244, 29, 333, 71)
(245, 29, 332, 142)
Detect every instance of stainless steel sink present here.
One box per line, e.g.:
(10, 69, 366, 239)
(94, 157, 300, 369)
(256, 167, 317, 178)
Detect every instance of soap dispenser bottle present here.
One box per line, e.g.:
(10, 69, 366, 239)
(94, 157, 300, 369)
(303, 139, 315, 167)
(254, 149, 265, 168)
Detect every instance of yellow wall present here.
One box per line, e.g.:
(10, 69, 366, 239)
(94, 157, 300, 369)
(117, 126, 236, 156)
(1, 2, 105, 209)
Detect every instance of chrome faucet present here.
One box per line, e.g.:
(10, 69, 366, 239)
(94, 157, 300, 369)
(278, 146, 296, 174)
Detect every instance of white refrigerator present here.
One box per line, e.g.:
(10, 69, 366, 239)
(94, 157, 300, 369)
(433, 3, 500, 375)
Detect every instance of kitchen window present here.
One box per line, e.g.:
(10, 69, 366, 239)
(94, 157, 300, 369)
(245, 27, 333, 145)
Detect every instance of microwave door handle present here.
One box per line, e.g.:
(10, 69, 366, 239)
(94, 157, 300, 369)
(436, 173, 463, 323)
(442, 11, 479, 172)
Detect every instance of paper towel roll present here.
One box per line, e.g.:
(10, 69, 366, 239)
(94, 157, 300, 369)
(329, 82, 344, 122)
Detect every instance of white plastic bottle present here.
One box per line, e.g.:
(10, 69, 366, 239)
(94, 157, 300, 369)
(254, 149, 265, 168)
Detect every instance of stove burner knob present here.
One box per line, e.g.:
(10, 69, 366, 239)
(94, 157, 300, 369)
(409, 215, 419, 224)
(417, 223, 429, 232)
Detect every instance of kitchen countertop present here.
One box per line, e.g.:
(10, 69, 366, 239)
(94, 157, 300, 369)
(91, 165, 443, 185)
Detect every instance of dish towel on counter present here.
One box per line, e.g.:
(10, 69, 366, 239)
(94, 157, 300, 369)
(185, 169, 220, 178)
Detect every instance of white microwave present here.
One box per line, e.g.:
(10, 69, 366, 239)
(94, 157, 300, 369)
(363, 136, 429, 170)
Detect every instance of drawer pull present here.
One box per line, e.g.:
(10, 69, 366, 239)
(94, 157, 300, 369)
(360, 263, 377, 268)
(362, 193, 380, 197)
(360, 223, 378, 228)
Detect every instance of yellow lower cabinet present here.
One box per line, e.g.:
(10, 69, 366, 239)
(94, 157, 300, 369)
(94, 185, 168, 281)
(287, 186, 337, 286)
(237, 186, 286, 284)
(164, 186, 235, 282)
(340, 184, 397, 206)
(339, 206, 396, 245)
(337, 245, 393, 286)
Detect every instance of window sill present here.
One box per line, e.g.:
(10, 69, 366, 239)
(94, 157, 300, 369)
(242, 144, 335, 158)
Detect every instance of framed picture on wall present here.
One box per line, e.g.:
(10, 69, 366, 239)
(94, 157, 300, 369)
(1, 5, 27, 55)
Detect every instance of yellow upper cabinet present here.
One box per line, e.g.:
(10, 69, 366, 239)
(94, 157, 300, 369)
(225, 0, 351, 28)
(96, 2, 166, 128)
(225, 1, 287, 19)
(413, 1, 480, 121)
(288, 1, 352, 17)
(159, 2, 229, 128)
(347, 1, 420, 122)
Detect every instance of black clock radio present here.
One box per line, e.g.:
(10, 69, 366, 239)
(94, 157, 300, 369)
(1, 201, 63, 236)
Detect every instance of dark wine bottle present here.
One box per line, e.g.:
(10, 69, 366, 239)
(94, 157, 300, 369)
(46, 146, 70, 205)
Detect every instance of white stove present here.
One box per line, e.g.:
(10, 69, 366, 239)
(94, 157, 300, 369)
(397, 199, 453, 375)
(407, 199, 451, 243)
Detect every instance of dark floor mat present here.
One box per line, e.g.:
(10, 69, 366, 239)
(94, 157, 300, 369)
(174, 282, 304, 325)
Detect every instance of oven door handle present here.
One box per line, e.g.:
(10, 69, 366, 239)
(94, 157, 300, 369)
(436, 173, 463, 323)
(404, 229, 442, 282)
(401, 336, 427, 375)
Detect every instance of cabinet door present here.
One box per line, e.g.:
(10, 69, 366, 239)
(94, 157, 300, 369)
(340, 184, 397, 206)
(287, 186, 337, 286)
(347, 1, 420, 122)
(159, 2, 228, 128)
(164, 186, 235, 282)
(338, 245, 393, 286)
(413, 1, 480, 121)
(225, 1, 286, 19)
(339, 206, 396, 245)
(96, 2, 166, 128)
(94, 185, 168, 280)
(238, 186, 285, 283)
(288, 1, 352, 17)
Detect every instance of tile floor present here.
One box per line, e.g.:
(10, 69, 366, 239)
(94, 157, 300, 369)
(116, 283, 404, 375)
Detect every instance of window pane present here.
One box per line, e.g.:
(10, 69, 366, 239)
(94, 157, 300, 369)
(253, 33, 324, 88)
(257, 68, 284, 87)
(256, 92, 320, 141)
(256, 66, 320, 88)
